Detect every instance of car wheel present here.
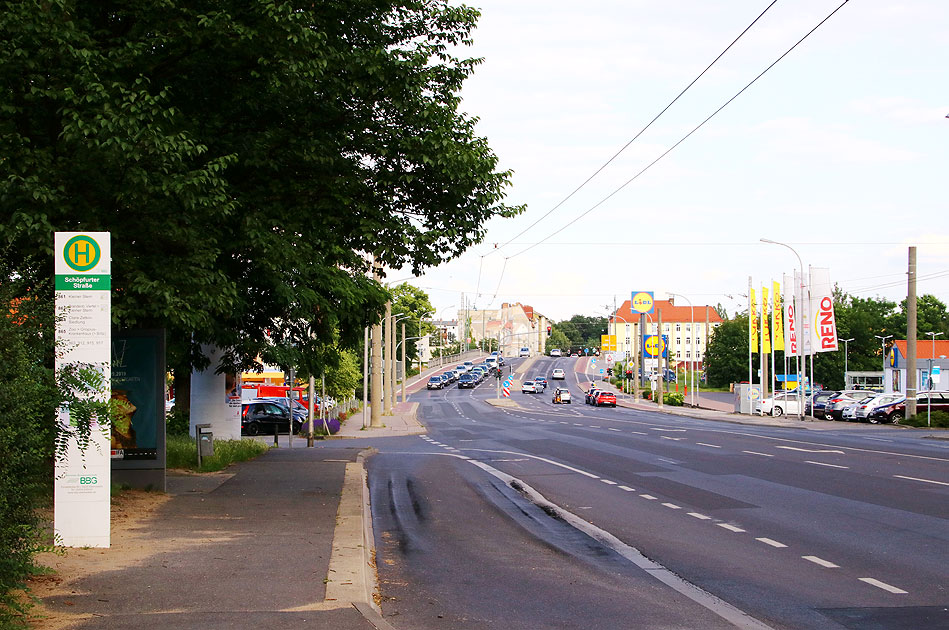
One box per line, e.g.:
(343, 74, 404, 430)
(293, 421, 303, 434)
(247, 421, 260, 436)
(889, 411, 903, 424)
(771, 406, 783, 417)
(867, 416, 880, 424)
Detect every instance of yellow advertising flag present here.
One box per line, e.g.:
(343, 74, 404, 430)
(762, 286, 771, 354)
(750, 288, 758, 351)
(772, 280, 785, 351)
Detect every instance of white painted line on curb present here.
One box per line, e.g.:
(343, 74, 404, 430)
(756, 538, 788, 548)
(688, 513, 711, 520)
(802, 556, 839, 568)
(894, 475, 949, 487)
(805, 460, 849, 469)
(640, 494, 658, 500)
(697, 443, 722, 448)
(743, 451, 774, 457)
(717, 523, 746, 533)
(859, 578, 908, 594)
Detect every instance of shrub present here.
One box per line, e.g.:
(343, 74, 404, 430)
(166, 407, 190, 436)
(663, 392, 684, 406)
(166, 435, 270, 472)
(902, 411, 949, 429)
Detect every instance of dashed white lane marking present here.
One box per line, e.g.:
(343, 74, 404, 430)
(573, 423, 584, 426)
(776, 446, 845, 454)
(743, 451, 774, 457)
(894, 475, 949, 487)
(640, 494, 658, 500)
(756, 538, 788, 548)
(601, 479, 617, 485)
(630, 431, 648, 435)
(697, 443, 722, 448)
(688, 513, 712, 520)
(618, 485, 635, 492)
(802, 556, 839, 568)
(591, 425, 601, 428)
(608, 427, 621, 432)
(805, 460, 849, 469)
(651, 428, 687, 432)
(662, 503, 681, 510)
(859, 578, 908, 594)
(661, 436, 685, 441)
(717, 523, 746, 533)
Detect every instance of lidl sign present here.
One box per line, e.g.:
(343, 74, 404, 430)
(644, 334, 667, 358)
(631, 291, 654, 314)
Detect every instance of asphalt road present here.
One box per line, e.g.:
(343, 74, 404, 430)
(369, 356, 949, 630)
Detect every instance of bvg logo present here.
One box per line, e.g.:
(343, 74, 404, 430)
(63, 235, 100, 272)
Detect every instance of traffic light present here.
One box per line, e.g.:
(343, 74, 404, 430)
(547, 325, 552, 336)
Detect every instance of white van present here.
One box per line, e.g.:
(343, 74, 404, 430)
(519, 347, 530, 357)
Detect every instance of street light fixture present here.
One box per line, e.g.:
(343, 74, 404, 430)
(840, 338, 854, 389)
(761, 238, 807, 420)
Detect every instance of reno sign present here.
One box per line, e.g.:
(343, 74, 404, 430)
(809, 267, 838, 353)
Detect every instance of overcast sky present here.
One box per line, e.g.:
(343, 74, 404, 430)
(394, 0, 948, 322)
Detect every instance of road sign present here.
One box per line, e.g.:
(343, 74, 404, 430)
(584, 348, 589, 355)
(599, 369, 604, 374)
(933, 365, 942, 384)
(606, 354, 613, 363)
(502, 385, 510, 397)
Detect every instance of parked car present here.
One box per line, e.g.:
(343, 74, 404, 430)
(241, 400, 301, 436)
(826, 390, 879, 420)
(533, 376, 548, 392)
(519, 347, 531, 357)
(858, 394, 905, 423)
(888, 392, 949, 423)
(805, 390, 840, 419)
(550, 348, 562, 357)
(552, 387, 571, 404)
(551, 368, 566, 380)
(594, 391, 617, 407)
(256, 397, 308, 422)
(458, 374, 476, 388)
(522, 380, 537, 393)
(841, 396, 874, 421)
(427, 376, 445, 390)
(759, 392, 802, 417)
(585, 388, 601, 404)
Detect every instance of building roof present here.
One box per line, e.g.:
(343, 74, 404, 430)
(611, 299, 724, 325)
(893, 339, 949, 360)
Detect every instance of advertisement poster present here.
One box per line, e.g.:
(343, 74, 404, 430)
(110, 335, 160, 460)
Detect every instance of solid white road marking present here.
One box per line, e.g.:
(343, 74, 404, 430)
(776, 446, 845, 454)
(894, 475, 949, 487)
(756, 538, 788, 548)
(805, 461, 849, 469)
(688, 513, 712, 520)
(697, 443, 722, 448)
(743, 451, 774, 457)
(802, 556, 839, 568)
(859, 578, 908, 594)
(718, 523, 746, 533)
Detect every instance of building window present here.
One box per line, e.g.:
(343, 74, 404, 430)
(697, 337, 702, 346)
(686, 351, 691, 359)
(676, 351, 681, 359)
(686, 323, 691, 331)
(676, 324, 681, 332)
(685, 337, 690, 345)
(676, 337, 681, 345)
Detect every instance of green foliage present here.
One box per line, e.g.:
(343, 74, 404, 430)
(323, 349, 361, 401)
(555, 315, 607, 352)
(547, 328, 571, 352)
(704, 314, 750, 388)
(166, 407, 190, 437)
(166, 435, 270, 473)
(0, 0, 522, 376)
(663, 392, 684, 406)
(901, 411, 949, 429)
(0, 274, 57, 627)
(391, 284, 435, 364)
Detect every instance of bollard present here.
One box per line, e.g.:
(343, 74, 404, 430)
(274, 423, 279, 447)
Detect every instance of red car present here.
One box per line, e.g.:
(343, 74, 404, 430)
(594, 391, 617, 407)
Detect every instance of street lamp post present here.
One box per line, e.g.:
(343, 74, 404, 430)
(761, 238, 807, 420)
(926, 331, 944, 427)
(840, 337, 854, 389)
(874, 334, 893, 392)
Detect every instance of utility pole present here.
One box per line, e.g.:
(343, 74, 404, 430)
(370, 262, 384, 428)
(362, 326, 369, 429)
(384, 301, 393, 415)
(657, 308, 664, 409)
(906, 246, 918, 419)
(401, 322, 406, 404)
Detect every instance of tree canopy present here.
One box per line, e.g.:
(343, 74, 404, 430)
(0, 0, 522, 372)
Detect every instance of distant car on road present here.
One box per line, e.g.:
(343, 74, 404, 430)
(521, 381, 537, 393)
(551, 368, 566, 380)
(552, 387, 571, 404)
(519, 347, 531, 357)
(427, 376, 444, 390)
(533, 376, 548, 392)
(458, 374, 476, 389)
(550, 348, 562, 357)
(593, 391, 617, 407)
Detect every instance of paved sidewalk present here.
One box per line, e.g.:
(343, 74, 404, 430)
(36, 446, 393, 630)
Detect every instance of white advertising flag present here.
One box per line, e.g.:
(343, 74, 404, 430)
(793, 270, 812, 356)
(809, 267, 839, 353)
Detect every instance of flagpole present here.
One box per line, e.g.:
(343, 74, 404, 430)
(748, 276, 753, 415)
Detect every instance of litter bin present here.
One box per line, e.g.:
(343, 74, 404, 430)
(195, 424, 214, 467)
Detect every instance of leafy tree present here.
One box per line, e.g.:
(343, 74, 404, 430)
(704, 314, 750, 388)
(0, 0, 522, 377)
(391, 283, 435, 365)
(548, 328, 571, 352)
(556, 315, 607, 351)
(889, 295, 949, 339)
